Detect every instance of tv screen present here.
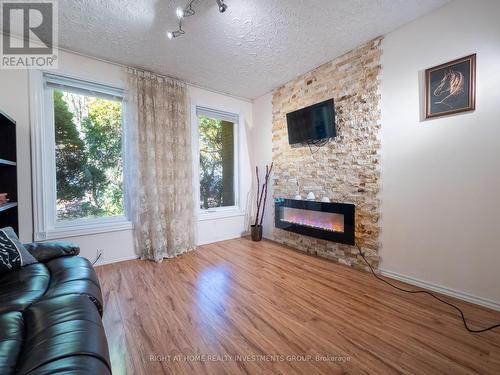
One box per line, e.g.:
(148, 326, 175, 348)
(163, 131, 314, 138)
(286, 99, 336, 145)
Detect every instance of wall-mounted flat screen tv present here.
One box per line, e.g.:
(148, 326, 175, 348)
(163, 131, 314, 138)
(286, 99, 336, 145)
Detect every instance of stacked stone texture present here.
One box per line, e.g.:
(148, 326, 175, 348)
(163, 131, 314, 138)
(271, 37, 382, 270)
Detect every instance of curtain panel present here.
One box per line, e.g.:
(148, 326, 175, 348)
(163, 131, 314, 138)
(125, 68, 195, 261)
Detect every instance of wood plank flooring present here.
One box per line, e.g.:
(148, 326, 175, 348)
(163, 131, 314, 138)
(96, 238, 500, 374)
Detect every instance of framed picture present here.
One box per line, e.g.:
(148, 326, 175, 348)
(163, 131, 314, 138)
(425, 54, 476, 119)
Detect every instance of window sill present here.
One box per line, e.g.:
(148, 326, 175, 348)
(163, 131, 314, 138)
(34, 217, 133, 241)
(198, 209, 246, 222)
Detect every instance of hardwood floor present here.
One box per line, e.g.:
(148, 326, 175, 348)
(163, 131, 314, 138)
(96, 238, 500, 374)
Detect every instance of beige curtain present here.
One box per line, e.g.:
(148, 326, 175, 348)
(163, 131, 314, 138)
(125, 68, 195, 261)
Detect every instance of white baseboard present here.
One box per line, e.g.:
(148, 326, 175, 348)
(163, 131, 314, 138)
(380, 269, 500, 312)
(197, 234, 243, 246)
(92, 234, 245, 265)
(94, 254, 138, 267)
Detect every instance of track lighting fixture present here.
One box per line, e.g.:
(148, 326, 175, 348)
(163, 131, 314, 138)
(166, 28, 185, 39)
(176, 7, 184, 19)
(216, 0, 228, 13)
(167, 0, 228, 40)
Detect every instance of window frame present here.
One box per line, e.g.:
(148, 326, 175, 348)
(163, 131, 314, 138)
(192, 105, 244, 221)
(29, 71, 132, 241)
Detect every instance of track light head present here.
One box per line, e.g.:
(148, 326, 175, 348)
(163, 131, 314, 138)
(168, 1, 226, 40)
(167, 29, 185, 40)
(216, 0, 228, 13)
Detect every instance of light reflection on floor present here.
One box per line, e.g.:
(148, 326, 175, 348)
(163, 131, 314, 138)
(195, 266, 230, 339)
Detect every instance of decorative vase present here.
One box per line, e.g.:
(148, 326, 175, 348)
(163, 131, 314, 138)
(250, 225, 263, 241)
(307, 191, 316, 201)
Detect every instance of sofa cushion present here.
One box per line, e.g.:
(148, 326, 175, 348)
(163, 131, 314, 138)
(16, 294, 111, 375)
(25, 356, 111, 375)
(42, 256, 103, 315)
(0, 227, 37, 274)
(0, 263, 49, 314)
(24, 241, 80, 263)
(0, 312, 24, 375)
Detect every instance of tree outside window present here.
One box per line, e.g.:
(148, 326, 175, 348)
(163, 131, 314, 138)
(54, 90, 124, 220)
(198, 115, 235, 209)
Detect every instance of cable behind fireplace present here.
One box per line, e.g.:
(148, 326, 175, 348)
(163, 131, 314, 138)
(356, 246, 500, 334)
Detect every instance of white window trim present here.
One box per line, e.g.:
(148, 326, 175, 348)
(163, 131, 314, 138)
(29, 70, 132, 241)
(191, 104, 245, 221)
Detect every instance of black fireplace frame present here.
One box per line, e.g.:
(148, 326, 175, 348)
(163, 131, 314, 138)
(274, 198, 355, 245)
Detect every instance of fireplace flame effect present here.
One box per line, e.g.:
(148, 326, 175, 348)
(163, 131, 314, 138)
(282, 207, 344, 233)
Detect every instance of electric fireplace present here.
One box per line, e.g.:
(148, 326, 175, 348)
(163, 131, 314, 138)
(275, 198, 355, 245)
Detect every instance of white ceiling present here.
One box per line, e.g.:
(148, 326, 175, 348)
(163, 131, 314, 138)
(56, 0, 450, 99)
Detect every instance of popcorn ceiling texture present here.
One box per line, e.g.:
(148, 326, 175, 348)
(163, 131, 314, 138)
(272, 38, 382, 270)
(55, 0, 448, 99)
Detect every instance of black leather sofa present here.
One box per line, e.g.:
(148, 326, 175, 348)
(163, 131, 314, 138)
(0, 241, 111, 374)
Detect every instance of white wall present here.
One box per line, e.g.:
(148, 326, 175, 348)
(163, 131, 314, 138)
(251, 92, 274, 239)
(380, 0, 500, 306)
(0, 41, 254, 263)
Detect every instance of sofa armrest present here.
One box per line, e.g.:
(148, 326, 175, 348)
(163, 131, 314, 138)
(23, 241, 80, 263)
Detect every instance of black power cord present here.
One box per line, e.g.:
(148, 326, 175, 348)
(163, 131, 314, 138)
(301, 135, 499, 333)
(92, 250, 102, 266)
(356, 245, 500, 333)
(306, 138, 329, 155)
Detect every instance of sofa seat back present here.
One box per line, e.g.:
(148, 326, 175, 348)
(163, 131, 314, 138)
(0, 264, 49, 314)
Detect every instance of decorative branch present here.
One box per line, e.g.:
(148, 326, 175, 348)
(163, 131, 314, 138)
(255, 172, 266, 226)
(254, 162, 273, 227)
(259, 162, 273, 226)
(254, 166, 262, 226)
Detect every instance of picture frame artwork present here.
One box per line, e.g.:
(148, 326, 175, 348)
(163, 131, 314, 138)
(425, 54, 476, 119)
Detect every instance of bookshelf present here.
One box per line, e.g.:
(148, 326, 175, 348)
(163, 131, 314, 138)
(0, 110, 19, 235)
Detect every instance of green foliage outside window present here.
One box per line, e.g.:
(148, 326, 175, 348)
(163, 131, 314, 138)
(54, 90, 124, 220)
(199, 116, 235, 209)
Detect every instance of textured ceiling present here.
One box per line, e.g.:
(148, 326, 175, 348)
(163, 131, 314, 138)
(55, 0, 449, 99)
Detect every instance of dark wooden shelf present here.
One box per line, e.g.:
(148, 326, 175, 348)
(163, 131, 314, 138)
(0, 111, 16, 126)
(0, 109, 18, 234)
(0, 202, 17, 212)
(0, 159, 16, 166)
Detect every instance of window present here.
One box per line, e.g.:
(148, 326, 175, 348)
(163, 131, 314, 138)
(196, 107, 239, 213)
(30, 72, 132, 240)
(53, 88, 124, 221)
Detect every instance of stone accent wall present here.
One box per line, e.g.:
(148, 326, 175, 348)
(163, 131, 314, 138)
(272, 37, 382, 270)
